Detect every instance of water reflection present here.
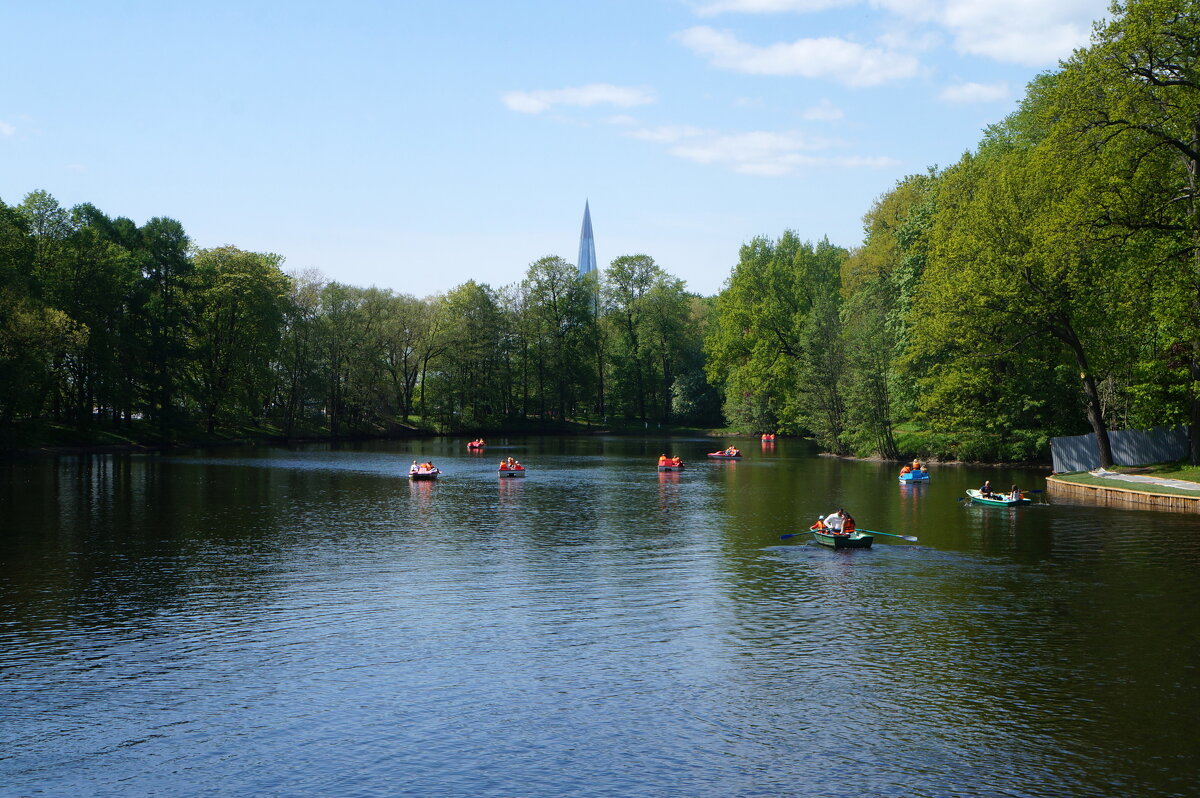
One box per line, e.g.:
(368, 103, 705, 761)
(1, 439, 1197, 797)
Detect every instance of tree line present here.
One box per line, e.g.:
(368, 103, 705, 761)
(0, 192, 717, 441)
(5, 0, 1192, 465)
(704, 0, 1199, 466)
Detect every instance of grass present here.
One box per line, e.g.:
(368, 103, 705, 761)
(1052, 463, 1200, 497)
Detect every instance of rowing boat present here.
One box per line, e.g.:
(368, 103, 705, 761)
(409, 466, 440, 481)
(810, 525, 874, 549)
(965, 488, 1029, 506)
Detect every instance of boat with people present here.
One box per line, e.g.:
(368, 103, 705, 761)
(466, 438, 486, 450)
(657, 454, 685, 471)
(761, 433, 776, 442)
(899, 460, 929, 482)
(498, 457, 526, 477)
(965, 488, 1030, 506)
(810, 525, 874, 548)
(707, 447, 742, 459)
(808, 510, 873, 548)
(409, 461, 440, 480)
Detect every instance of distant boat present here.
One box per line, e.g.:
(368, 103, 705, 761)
(707, 450, 742, 459)
(899, 470, 930, 483)
(761, 434, 776, 442)
(409, 464, 440, 481)
(498, 465, 526, 478)
(466, 439, 486, 450)
(657, 461, 685, 471)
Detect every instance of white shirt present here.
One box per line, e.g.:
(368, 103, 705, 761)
(825, 512, 844, 532)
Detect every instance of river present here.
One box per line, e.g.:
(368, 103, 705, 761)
(1, 437, 1196, 797)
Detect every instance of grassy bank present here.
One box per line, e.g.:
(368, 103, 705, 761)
(1052, 461, 1200, 498)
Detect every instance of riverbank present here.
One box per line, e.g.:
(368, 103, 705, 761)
(0, 418, 740, 457)
(1048, 468, 1200, 513)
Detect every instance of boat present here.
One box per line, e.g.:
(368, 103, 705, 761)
(498, 466, 526, 478)
(657, 463, 685, 471)
(409, 464, 440, 480)
(761, 434, 776, 442)
(810, 524, 873, 549)
(965, 489, 1030, 506)
(899, 470, 930, 483)
(707, 450, 742, 459)
(466, 439, 486, 450)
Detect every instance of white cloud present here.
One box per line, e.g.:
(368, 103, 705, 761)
(939, 81, 1008, 103)
(686, 0, 1107, 67)
(676, 26, 920, 87)
(935, 0, 1103, 65)
(0, 121, 14, 136)
(690, 0, 855, 14)
(801, 98, 844, 120)
(625, 124, 896, 176)
(501, 84, 655, 114)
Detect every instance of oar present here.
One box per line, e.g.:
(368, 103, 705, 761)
(780, 531, 812, 539)
(857, 528, 918, 542)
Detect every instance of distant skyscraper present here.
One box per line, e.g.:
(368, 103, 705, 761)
(577, 201, 597, 276)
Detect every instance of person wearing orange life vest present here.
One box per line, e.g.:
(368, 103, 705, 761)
(499, 460, 508, 471)
(900, 465, 911, 475)
(671, 456, 682, 467)
(659, 454, 669, 466)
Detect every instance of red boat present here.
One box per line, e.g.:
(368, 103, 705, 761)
(707, 449, 742, 459)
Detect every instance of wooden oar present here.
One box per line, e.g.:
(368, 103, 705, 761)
(857, 528, 918, 542)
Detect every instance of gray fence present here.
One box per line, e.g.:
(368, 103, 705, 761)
(1051, 425, 1190, 473)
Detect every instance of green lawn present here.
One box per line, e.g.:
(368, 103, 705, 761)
(1052, 466, 1200, 497)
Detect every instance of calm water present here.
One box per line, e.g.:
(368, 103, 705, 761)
(1, 437, 1197, 797)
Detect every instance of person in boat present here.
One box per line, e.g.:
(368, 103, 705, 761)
(842, 513, 856, 535)
(499, 459, 508, 471)
(1009, 484, 1021, 500)
(671, 456, 682, 467)
(900, 465, 911, 475)
(410, 460, 419, 473)
(980, 480, 993, 497)
(513, 460, 523, 470)
(659, 454, 669, 466)
(825, 509, 846, 534)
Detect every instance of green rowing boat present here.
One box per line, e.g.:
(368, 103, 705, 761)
(965, 488, 1030, 506)
(810, 526, 874, 549)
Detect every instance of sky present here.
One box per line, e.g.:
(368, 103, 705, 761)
(1, 0, 1113, 298)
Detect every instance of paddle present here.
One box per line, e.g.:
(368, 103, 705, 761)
(857, 528, 918, 542)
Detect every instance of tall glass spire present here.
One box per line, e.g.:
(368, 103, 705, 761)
(577, 200, 597, 276)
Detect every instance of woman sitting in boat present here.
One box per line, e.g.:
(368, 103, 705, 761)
(1009, 484, 1021, 501)
(725, 447, 740, 457)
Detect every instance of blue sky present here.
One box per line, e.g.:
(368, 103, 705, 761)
(2, 0, 1111, 298)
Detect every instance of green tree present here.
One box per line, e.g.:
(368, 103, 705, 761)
(188, 246, 290, 433)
